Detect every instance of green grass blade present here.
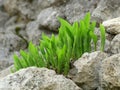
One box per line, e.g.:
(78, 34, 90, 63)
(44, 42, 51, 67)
(20, 50, 30, 67)
(13, 54, 23, 70)
(100, 24, 106, 51)
(58, 17, 72, 30)
(89, 31, 98, 51)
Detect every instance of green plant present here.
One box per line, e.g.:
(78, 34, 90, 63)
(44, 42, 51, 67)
(13, 12, 106, 75)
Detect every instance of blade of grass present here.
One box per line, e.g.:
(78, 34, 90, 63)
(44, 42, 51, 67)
(100, 24, 106, 51)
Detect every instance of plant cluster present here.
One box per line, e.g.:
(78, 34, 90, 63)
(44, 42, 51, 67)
(13, 13, 106, 75)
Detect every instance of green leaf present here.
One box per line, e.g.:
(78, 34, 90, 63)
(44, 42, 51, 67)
(89, 31, 98, 51)
(13, 54, 23, 70)
(100, 24, 106, 51)
(58, 17, 72, 30)
(83, 12, 91, 29)
(20, 50, 29, 67)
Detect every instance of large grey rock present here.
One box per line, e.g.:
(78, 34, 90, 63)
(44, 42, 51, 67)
(0, 65, 13, 79)
(68, 51, 108, 90)
(26, 21, 42, 45)
(35, 0, 100, 32)
(0, 67, 82, 90)
(1, 32, 27, 51)
(0, 48, 19, 71)
(103, 17, 120, 34)
(0, 19, 27, 71)
(92, 0, 120, 22)
(37, 7, 64, 31)
(4, 16, 17, 27)
(26, 20, 56, 45)
(0, 11, 9, 27)
(64, 0, 100, 23)
(4, 0, 68, 19)
(0, 60, 13, 71)
(0, 26, 27, 71)
(100, 54, 120, 90)
(26, 7, 63, 41)
(110, 34, 120, 54)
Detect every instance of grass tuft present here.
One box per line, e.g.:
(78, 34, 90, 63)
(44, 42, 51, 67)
(13, 12, 106, 75)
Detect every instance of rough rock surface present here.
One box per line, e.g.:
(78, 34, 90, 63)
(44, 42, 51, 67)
(110, 34, 120, 54)
(0, 11, 9, 27)
(0, 67, 82, 90)
(68, 51, 108, 90)
(37, 7, 64, 31)
(0, 31, 26, 52)
(4, 0, 68, 19)
(64, 0, 100, 23)
(103, 17, 120, 34)
(0, 26, 26, 70)
(26, 21, 42, 45)
(0, 65, 13, 79)
(0, 0, 120, 89)
(100, 54, 120, 90)
(26, 21, 54, 45)
(92, 0, 120, 22)
(0, 60, 12, 71)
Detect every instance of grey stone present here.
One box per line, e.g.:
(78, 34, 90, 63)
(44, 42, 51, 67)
(64, 0, 100, 23)
(4, 0, 68, 19)
(4, 16, 17, 27)
(103, 17, 120, 34)
(92, 0, 120, 22)
(0, 11, 9, 27)
(37, 7, 64, 31)
(26, 20, 56, 45)
(96, 39, 111, 54)
(0, 60, 13, 72)
(0, 67, 82, 90)
(0, 65, 13, 79)
(100, 54, 120, 90)
(1, 32, 27, 51)
(0, 24, 27, 71)
(110, 34, 120, 54)
(26, 21, 42, 45)
(68, 51, 108, 90)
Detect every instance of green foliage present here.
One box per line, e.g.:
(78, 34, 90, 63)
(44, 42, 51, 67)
(13, 12, 106, 75)
(100, 24, 106, 51)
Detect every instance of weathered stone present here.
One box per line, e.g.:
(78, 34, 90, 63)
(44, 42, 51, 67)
(96, 39, 111, 54)
(0, 67, 82, 90)
(92, 0, 120, 22)
(0, 11, 9, 27)
(100, 54, 120, 90)
(26, 21, 42, 45)
(103, 17, 120, 34)
(0, 65, 13, 79)
(26, 20, 56, 45)
(4, 0, 68, 19)
(110, 34, 120, 54)
(0, 60, 13, 71)
(64, 0, 100, 23)
(4, 16, 17, 27)
(37, 7, 64, 31)
(68, 51, 108, 90)
(1, 32, 27, 51)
